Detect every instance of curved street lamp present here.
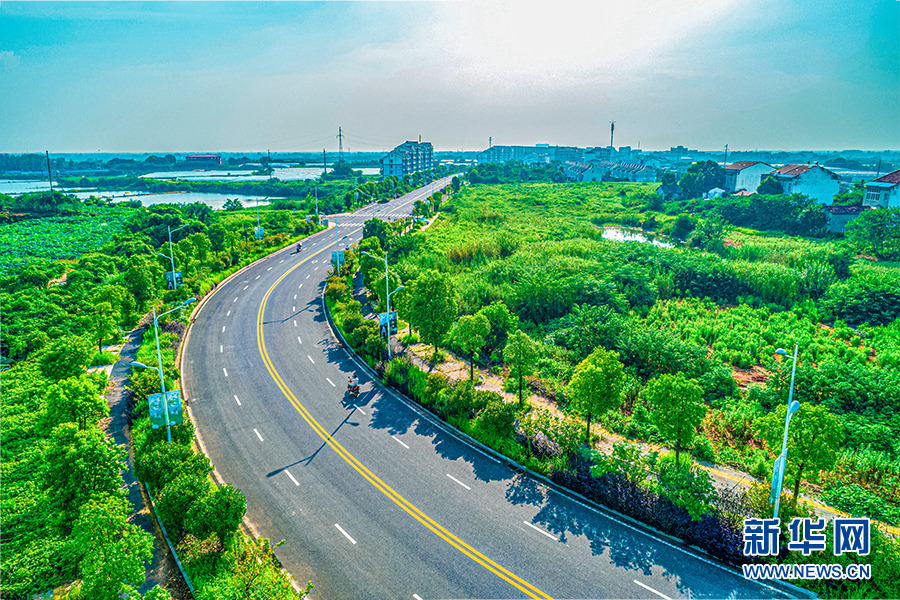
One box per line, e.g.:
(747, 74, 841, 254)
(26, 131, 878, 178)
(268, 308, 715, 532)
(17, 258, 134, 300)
(361, 250, 402, 360)
(132, 297, 196, 443)
(771, 343, 800, 519)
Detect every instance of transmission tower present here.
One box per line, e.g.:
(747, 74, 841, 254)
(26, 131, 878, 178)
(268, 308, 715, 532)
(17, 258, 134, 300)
(610, 121, 615, 148)
(337, 127, 344, 162)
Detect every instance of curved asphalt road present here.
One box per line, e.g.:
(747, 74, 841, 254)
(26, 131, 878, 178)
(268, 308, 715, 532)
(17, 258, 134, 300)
(181, 178, 794, 599)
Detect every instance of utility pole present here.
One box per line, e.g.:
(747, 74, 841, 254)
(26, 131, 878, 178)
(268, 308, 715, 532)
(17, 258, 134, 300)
(323, 149, 327, 174)
(489, 136, 492, 148)
(337, 127, 344, 162)
(610, 121, 615, 148)
(723, 144, 729, 167)
(45, 151, 53, 196)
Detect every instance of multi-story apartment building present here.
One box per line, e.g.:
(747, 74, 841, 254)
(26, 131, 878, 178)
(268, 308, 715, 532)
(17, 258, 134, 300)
(380, 141, 434, 177)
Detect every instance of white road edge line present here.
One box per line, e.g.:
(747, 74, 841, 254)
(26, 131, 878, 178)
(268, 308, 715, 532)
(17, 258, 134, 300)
(633, 580, 672, 600)
(354, 405, 366, 415)
(285, 469, 299, 486)
(523, 521, 557, 540)
(392, 435, 409, 449)
(307, 355, 314, 364)
(334, 523, 356, 545)
(446, 474, 471, 490)
(254, 428, 264, 441)
(223, 368, 228, 377)
(326, 377, 335, 387)
(234, 395, 241, 406)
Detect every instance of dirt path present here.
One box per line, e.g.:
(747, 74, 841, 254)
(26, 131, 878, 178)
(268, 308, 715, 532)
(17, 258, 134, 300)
(98, 326, 192, 599)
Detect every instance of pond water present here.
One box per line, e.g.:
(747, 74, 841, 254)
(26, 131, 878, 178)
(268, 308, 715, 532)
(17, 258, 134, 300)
(107, 192, 272, 210)
(141, 166, 380, 182)
(601, 225, 675, 248)
(0, 180, 52, 195)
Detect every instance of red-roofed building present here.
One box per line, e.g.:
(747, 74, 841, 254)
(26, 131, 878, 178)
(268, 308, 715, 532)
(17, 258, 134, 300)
(723, 161, 773, 193)
(770, 163, 840, 205)
(863, 169, 900, 208)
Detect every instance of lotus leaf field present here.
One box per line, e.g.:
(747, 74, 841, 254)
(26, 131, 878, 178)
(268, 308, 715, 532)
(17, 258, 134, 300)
(0, 207, 135, 274)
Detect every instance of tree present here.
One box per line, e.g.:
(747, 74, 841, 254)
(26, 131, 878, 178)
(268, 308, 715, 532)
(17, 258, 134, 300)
(43, 374, 109, 431)
(846, 207, 900, 260)
(567, 347, 625, 444)
(451, 313, 490, 380)
(477, 300, 519, 355)
(679, 160, 725, 198)
(755, 402, 844, 501)
(362, 218, 395, 251)
(691, 212, 731, 251)
(757, 176, 783, 195)
(186, 482, 247, 547)
(73, 495, 153, 600)
(208, 222, 227, 256)
(504, 330, 538, 406)
(644, 372, 707, 465)
(223, 198, 244, 211)
(407, 270, 459, 358)
(43, 423, 127, 529)
(90, 301, 120, 351)
(451, 175, 462, 193)
(39, 335, 92, 381)
(670, 215, 695, 241)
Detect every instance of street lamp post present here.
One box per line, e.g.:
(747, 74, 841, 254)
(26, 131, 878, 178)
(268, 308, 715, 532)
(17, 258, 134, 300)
(159, 223, 188, 290)
(356, 189, 376, 220)
(132, 298, 196, 443)
(361, 250, 403, 360)
(772, 343, 800, 519)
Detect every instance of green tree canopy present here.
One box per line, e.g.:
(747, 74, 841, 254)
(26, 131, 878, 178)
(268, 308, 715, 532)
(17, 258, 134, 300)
(408, 269, 459, 356)
(73, 495, 153, 600)
(846, 207, 900, 260)
(43, 423, 127, 530)
(567, 347, 626, 444)
(644, 372, 707, 465)
(755, 402, 844, 500)
(39, 335, 92, 381)
(43, 374, 109, 432)
(186, 482, 247, 548)
(504, 330, 538, 406)
(451, 313, 490, 380)
(476, 300, 519, 355)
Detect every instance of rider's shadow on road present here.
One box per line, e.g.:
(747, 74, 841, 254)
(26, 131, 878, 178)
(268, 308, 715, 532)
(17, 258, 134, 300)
(265, 409, 360, 475)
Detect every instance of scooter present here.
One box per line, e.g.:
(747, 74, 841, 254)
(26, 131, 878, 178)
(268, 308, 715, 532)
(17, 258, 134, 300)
(296, 243, 302, 253)
(348, 383, 360, 398)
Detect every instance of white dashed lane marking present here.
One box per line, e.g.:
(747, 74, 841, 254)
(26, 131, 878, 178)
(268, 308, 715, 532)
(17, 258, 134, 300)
(308, 355, 315, 364)
(254, 428, 264, 441)
(446, 474, 470, 490)
(392, 435, 409, 449)
(234, 395, 241, 406)
(285, 469, 299, 486)
(523, 521, 557, 540)
(335, 524, 356, 545)
(326, 377, 335, 387)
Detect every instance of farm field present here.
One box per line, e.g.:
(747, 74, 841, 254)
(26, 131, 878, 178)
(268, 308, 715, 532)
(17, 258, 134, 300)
(0, 206, 136, 274)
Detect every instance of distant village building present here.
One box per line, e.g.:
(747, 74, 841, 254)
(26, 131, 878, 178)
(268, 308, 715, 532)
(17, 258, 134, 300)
(769, 164, 841, 205)
(822, 205, 876, 234)
(863, 169, 900, 208)
(724, 161, 774, 193)
(705, 187, 726, 199)
(564, 161, 655, 183)
(656, 184, 681, 201)
(380, 141, 434, 177)
(476, 145, 582, 165)
(185, 154, 222, 166)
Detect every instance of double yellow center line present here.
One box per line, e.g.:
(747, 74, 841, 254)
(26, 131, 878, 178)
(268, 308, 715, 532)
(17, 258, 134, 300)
(255, 238, 552, 599)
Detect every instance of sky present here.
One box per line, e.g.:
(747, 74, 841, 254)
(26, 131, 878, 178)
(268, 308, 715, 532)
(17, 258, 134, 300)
(0, 1, 897, 153)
